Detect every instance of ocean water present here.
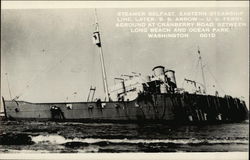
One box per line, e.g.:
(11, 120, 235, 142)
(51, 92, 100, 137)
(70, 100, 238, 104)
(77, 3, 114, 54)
(0, 120, 248, 153)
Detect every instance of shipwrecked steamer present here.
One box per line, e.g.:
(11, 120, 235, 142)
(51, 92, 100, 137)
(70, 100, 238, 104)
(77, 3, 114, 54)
(2, 64, 248, 123)
(1, 11, 248, 123)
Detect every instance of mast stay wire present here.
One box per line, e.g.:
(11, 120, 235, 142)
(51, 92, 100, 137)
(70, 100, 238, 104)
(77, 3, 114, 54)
(196, 51, 226, 95)
(182, 54, 200, 89)
(5, 73, 13, 99)
(2, 60, 13, 100)
(205, 65, 226, 94)
(193, 56, 200, 83)
(14, 50, 73, 100)
(90, 27, 98, 99)
(93, 9, 106, 94)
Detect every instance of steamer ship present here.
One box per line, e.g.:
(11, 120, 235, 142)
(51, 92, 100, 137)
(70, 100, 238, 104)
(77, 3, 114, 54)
(1, 10, 248, 123)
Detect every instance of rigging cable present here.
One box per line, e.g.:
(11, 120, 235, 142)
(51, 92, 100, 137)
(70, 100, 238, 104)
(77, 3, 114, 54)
(205, 65, 226, 94)
(193, 56, 200, 83)
(5, 73, 13, 100)
(182, 54, 199, 90)
(14, 50, 73, 100)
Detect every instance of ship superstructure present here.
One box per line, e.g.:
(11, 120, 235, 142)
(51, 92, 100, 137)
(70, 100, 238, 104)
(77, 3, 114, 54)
(109, 66, 178, 102)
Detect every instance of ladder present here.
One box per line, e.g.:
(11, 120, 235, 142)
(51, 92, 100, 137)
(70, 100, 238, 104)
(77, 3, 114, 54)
(87, 86, 96, 102)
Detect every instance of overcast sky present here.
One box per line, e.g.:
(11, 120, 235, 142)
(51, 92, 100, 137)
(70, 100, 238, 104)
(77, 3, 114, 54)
(1, 8, 249, 106)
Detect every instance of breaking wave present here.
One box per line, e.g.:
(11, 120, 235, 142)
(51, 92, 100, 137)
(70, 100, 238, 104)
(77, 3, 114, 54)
(32, 135, 248, 146)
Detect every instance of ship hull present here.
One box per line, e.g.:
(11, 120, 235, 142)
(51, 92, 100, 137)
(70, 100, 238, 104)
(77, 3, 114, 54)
(2, 93, 249, 123)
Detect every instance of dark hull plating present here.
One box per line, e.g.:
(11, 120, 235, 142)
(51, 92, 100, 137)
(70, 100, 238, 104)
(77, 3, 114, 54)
(2, 93, 249, 123)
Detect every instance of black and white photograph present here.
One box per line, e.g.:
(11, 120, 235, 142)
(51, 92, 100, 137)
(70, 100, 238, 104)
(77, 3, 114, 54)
(0, 1, 249, 159)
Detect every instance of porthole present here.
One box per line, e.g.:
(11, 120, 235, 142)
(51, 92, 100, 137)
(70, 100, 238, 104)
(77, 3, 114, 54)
(66, 104, 73, 110)
(15, 108, 19, 112)
(115, 104, 120, 108)
(88, 105, 94, 109)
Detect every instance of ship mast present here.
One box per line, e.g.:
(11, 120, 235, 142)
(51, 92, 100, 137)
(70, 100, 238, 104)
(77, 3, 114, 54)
(93, 9, 110, 101)
(198, 46, 207, 94)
